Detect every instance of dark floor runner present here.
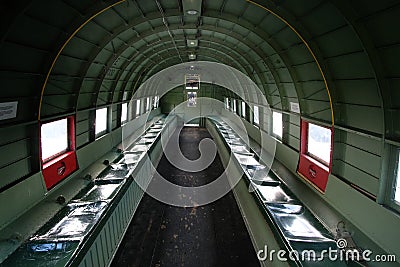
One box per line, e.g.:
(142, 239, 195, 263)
(111, 127, 260, 267)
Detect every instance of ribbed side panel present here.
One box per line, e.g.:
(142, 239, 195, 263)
(76, 117, 176, 267)
(78, 164, 151, 267)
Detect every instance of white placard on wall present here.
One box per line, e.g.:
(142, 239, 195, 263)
(0, 101, 18, 120)
(290, 102, 300, 113)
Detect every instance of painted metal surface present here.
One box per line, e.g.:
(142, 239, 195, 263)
(0, 0, 399, 265)
(42, 152, 78, 190)
(0, 116, 169, 266)
(210, 118, 348, 267)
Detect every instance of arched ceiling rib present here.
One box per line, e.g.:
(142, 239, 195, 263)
(96, 39, 261, 93)
(44, 20, 296, 116)
(266, 0, 392, 135)
(39, 1, 304, 119)
(1, 0, 398, 140)
(50, 11, 300, 115)
(94, 47, 249, 106)
(327, 0, 388, 139)
(117, 28, 282, 96)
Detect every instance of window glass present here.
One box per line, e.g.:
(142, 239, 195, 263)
(185, 74, 200, 89)
(136, 99, 141, 116)
(232, 99, 236, 113)
(307, 123, 332, 164)
(41, 119, 68, 161)
(225, 98, 229, 109)
(272, 111, 282, 138)
(146, 97, 151, 111)
(187, 92, 197, 107)
(394, 152, 400, 203)
(253, 105, 259, 125)
(153, 96, 159, 109)
(241, 101, 246, 117)
(121, 103, 128, 123)
(95, 108, 108, 135)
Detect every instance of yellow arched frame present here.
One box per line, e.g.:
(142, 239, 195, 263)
(38, 0, 334, 126)
(247, 0, 335, 126)
(38, 0, 127, 120)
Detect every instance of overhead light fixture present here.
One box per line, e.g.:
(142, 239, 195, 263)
(187, 39, 198, 47)
(187, 10, 198, 15)
(189, 53, 196, 60)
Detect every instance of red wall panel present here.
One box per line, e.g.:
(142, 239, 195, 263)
(42, 151, 78, 190)
(297, 120, 332, 193)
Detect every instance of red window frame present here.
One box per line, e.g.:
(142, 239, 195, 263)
(297, 120, 333, 193)
(41, 116, 78, 190)
(40, 117, 75, 163)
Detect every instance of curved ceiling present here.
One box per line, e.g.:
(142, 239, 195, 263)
(0, 0, 399, 140)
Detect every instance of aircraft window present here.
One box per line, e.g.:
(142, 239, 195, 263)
(146, 97, 151, 111)
(241, 101, 246, 118)
(307, 123, 332, 164)
(136, 99, 141, 116)
(253, 105, 259, 125)
(185, 74, 200, 89)
(187, 92, 197, 107)
(121, 103, 128, 123)
(95, 108, 108, 135)
(272, 111, 282, 139)
(394, 152, 400, 203)
(41, 118, 69, 161)
(153, 96, 159, 109)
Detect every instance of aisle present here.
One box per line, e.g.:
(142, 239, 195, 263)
(111, 127, 260, 267)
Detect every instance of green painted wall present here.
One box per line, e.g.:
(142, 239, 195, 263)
(160, 83, 225, 114)
(0, 107, 161, 232)
(232, 113, 400, 266)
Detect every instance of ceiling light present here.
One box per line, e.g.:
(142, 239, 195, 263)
(187, 10, 198, 15)
(189, 53, 196, 60)
(187, 39, 198, 47)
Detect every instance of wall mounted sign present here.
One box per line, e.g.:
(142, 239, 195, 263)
(0, 101, 18, 120)
(290, 102, 300, 113)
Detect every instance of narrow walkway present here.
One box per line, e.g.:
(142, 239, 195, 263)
(111, 127, 260, 267)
